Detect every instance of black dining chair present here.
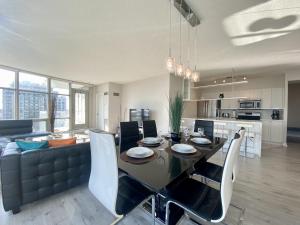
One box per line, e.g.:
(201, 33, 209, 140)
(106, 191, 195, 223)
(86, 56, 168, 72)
(164, 133, 243, 225)
(143, 120, 158, 138)
(194, 120, 214, 140)
(120, 121, 140, 153)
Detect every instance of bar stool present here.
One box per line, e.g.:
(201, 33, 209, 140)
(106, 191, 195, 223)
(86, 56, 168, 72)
(237, 123, 253, 158)
(214, 122, 228, 152)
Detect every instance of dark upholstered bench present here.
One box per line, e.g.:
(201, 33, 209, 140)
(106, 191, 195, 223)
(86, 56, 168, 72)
(0, 120, 51, 142)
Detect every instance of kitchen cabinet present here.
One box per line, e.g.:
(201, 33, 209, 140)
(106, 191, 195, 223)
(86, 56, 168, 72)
(270, 120, 284, 143)
(261, 89, 272, 108)
(271, 88, 284, 109)
(262, 120, 284, 144)
(262, 120, 271, 142)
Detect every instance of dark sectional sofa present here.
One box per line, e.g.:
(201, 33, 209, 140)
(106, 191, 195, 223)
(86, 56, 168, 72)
(0, 120, 51, 142)
(0, 142, 91, 213)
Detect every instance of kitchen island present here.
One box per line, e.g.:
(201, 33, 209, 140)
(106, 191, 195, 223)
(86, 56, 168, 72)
(181, 117, 262, 158)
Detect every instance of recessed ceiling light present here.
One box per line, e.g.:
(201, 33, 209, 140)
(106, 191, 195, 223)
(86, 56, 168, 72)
(243, 76, 247, 80)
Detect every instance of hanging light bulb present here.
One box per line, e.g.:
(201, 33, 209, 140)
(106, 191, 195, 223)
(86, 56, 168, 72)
(166, 0, 175, 73)
(185, 67, 192, 79)
(176, 63, 184, 76)
(192, 67, 200, 82)
(166, 57, 175, 72)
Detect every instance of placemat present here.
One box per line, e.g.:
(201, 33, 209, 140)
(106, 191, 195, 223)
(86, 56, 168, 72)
(120, 151, 158, 165)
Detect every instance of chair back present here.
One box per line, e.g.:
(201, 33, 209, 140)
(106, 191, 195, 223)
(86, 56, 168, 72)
(194, 120, 214, 140)
(143, 120, 158, 138)
(88, 131, 120, 217)
(232, 128, 246, 182)
(212, 133, 240, 223)
(120, 121, 139, 153)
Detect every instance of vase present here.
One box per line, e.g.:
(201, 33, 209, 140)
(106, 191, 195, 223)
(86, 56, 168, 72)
(171, 132, 181, 143)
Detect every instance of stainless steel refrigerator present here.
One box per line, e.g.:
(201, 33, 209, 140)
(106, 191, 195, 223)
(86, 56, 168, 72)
(197, 100, 220, 118)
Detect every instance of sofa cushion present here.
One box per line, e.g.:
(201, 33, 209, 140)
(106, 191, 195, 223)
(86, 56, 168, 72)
(48, 138, 77, 147)
(16, 141, 49, 152)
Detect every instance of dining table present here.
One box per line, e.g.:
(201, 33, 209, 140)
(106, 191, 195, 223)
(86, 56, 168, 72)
(118, 136, 226, 225)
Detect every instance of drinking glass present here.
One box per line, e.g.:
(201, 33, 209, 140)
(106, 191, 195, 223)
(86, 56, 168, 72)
(183, 128, 190, 141)
(197, 128, 205, 136)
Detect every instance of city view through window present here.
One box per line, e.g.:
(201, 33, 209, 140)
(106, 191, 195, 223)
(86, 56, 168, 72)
(0, 68, 88, 132)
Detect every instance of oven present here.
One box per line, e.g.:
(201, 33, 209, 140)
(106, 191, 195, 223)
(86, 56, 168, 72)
(239, 99, 261, 109)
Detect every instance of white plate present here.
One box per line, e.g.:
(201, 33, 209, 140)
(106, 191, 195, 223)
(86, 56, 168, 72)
(142, 137, 161, 144)
(191, 132, 201, 137)
(191, 137, 212, 145)
(171, 144, 196, 154)
(126, 147, 154, 158)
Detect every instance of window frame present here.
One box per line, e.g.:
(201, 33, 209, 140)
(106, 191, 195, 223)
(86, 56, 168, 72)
(0, 65, 90, 132)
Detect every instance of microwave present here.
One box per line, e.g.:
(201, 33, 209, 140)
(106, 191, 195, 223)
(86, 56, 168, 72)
(239, 99, 261, 109)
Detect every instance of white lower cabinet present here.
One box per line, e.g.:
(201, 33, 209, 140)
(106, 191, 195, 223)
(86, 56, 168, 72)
(262, 120, 284, 144)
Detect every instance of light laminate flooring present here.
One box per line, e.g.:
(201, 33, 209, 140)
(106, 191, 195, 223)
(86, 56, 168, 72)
(1, 143, 300, 225)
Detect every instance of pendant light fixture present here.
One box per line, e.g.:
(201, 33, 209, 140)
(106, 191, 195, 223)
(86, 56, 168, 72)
(166, 0, 175, 73)
(192, 26, 200, 82)
(176, 0, 184, 76)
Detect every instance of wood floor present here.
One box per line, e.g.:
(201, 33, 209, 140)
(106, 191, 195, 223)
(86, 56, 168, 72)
(1, 143, 300, 225)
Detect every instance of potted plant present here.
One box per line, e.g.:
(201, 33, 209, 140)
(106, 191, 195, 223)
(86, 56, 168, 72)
(48, 94, 57, 133)
(169, 93, 184, 142)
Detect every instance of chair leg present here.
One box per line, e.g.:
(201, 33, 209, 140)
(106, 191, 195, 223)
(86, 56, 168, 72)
(165, 201, 171, 225)
(151, 196, 156, 225)
(110, 215, 124, 225)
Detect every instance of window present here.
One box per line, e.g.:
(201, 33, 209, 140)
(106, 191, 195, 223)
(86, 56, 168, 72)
(33, 121, 47, 132)
(0, 68, 15, 88)
(19, 91, 48, 119)
(0, 89, 15, 120)
(75, 92, 86, 125)
(51, 80, 70, 132)
(19, 72, 48, 92)
(54, 119, 69, 132)
(0, 69, 16, 120)
(0, 66, 89, 132)
(51, 80, 69, 95)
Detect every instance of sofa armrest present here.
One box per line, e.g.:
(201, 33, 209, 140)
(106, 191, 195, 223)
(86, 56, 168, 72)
(1, 147, 22, 212)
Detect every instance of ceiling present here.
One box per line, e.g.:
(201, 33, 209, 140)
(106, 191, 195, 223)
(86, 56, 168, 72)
(1, 0, 300, 84)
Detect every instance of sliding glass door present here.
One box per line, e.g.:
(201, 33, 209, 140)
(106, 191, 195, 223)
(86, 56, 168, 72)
(72, 89, 88, 130)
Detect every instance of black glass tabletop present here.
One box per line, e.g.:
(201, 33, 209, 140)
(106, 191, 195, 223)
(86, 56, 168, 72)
(118, 137, 226, 192)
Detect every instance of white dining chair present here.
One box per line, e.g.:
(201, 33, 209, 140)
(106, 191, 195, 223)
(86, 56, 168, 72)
(88, 131, 156, 224)
(164, 133, 242, 225)
(233, 128, 246, 182)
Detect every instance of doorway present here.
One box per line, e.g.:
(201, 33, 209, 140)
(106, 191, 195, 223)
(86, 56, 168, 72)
(287, 81, 300, 143)
(72, 89, 89, 130)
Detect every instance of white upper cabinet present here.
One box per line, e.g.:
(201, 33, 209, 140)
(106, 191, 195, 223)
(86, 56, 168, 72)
(271, 88, 284, 109)
(261, 88, 272, 109)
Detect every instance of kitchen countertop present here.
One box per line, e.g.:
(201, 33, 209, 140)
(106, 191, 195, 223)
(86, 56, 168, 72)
(182, 117, 263, 124)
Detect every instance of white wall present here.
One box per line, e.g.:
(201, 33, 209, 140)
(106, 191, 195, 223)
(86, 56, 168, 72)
(121, 74, 170, 133)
